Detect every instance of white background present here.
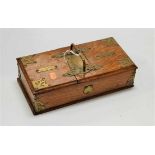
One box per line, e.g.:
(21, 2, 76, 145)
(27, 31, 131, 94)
(0, 28, 154, 125)
(0, 0, 155, 155)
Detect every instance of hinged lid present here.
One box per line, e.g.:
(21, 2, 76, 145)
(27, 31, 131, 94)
(73, 37, 137, 83)
(17, 46, 78, 94)
(17, 37, 137, 94)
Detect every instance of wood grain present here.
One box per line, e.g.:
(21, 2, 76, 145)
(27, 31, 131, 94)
(16, 37, 137, 115)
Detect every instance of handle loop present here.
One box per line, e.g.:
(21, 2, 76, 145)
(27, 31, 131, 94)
(64, 43, 80, 62)
(64, 43, 86, 73)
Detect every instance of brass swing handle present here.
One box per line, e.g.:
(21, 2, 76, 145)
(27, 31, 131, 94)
(63, 44, 100, 77)
(70, 43, 86, 72)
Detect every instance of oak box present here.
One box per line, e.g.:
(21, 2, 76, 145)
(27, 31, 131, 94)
(16, 37, 137, 115)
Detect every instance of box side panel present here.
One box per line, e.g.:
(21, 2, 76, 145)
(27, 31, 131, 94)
(37, 68, 136, 113)
(17, 65, 38, 114)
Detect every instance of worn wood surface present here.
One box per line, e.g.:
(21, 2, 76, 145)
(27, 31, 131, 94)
(16, 37, 137, 115)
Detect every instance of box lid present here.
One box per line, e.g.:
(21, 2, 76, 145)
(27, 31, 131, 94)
(17, 37, 137, 94)
(17, 46, 78, 94)
(74, 37, 138, 83)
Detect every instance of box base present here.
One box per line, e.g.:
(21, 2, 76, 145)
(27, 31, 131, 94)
(17, 77, 134, 115)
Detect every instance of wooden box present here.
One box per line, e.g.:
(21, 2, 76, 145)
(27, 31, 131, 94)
(16, 37, 137, 115)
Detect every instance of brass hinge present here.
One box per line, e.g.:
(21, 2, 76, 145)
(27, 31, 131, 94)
(36, 65, 57, 73)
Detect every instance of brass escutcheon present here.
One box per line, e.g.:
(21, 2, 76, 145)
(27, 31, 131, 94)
(83, 85, 93, 94)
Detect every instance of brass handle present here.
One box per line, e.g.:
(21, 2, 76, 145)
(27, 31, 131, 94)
(70, 43, 75, 51)
(69, 43, 86, 73)
(63, 44, 100, 77)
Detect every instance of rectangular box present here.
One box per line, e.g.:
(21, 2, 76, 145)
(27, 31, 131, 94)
(17, 37, 137, 115)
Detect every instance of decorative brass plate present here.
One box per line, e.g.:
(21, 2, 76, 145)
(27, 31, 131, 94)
(83, 85, 93, 94)
(36, 65, 57, 73)
(32, 78, 49, 90)
(21, 55, 36, 67)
